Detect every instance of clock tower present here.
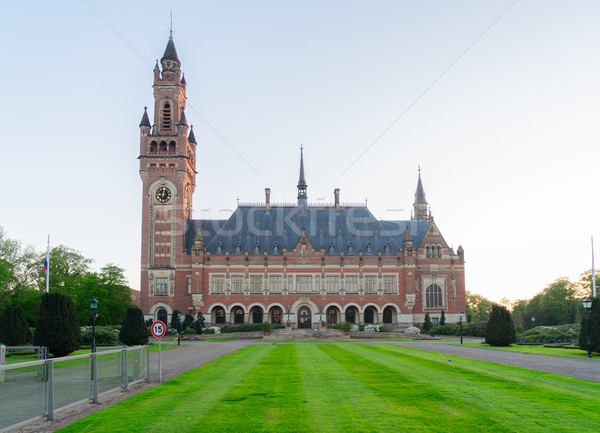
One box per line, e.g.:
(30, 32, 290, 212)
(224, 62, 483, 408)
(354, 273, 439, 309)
(138, 33, 197, 318)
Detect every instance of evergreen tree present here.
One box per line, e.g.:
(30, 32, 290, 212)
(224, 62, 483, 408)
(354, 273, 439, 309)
(34, 293, 81, 357)
(0, 305, 29, 345)
(193, 312, 206, 334)
(182, 313, 194, 331)
(423, 312, 432, 332)
(440, 311, 446, 326)
(579, 297, 599, 353)
(119, 307, 149, 346)
(170, 310, 182, 331)
(485, 305, 516, 346)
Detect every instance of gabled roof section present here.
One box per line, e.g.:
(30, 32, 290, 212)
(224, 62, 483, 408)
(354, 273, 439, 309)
(198, 205, 429, 256)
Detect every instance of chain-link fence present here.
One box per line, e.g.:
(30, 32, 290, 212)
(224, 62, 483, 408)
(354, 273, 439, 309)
(0, 345, 149, 432)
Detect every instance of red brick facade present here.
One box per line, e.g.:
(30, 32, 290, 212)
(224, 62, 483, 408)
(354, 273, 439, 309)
(138, 36, 466, 329)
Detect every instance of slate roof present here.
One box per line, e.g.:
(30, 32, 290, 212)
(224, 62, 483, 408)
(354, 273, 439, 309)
(188, 205, 429, 256)
(161, 36, 179, 63)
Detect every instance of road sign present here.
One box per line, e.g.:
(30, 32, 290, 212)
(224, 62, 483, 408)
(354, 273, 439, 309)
(151, 320, 166, 338)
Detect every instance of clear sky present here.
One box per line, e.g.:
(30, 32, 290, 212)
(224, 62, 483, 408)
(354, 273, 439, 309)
(1, 0, 599, 302)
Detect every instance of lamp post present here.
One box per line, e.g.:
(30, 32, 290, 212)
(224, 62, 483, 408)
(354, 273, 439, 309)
(458, 310, 464, 345)
(319, 305, 323, 322)
(89, 298, 98, 353)
(582, 297, 593, 358)
(286, 305, 290, 322)
(531, 316, 535, 329)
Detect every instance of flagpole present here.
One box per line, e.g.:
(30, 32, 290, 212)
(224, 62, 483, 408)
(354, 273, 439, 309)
(592, 236, 596, 298)
(46, 235, 50, 293)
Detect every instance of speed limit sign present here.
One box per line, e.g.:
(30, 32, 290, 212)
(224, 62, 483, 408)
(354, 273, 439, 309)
(151, 320, 166, 338)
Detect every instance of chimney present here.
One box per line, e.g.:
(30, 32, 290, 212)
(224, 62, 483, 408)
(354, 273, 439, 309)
(334, 188, 340, 214)
(265, 188, 271, 214)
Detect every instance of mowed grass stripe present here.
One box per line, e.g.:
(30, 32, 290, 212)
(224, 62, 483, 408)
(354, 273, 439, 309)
(330, 344, 600, 432)
(296, 344, 404, 432)
(58, 346, 272, 432)
(194, 344, 312, 432)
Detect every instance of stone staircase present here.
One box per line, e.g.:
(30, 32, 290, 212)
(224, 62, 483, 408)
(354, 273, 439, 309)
(264, 327, 349, 340)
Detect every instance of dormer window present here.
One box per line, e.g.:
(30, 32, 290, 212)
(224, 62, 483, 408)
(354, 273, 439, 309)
(216, 241, 223, 254)
(254, 241, 260, 254)
(347, 242, 353, 253)
(366, 242, 372, 254)
(273, 241, 279, 254)
(384, 242, 390, 254)
(329, 242, 335, 254)
(235, 241, 241, 254)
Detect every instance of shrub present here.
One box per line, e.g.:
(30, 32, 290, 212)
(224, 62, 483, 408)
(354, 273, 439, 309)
(0, 306, 29, 345)
(423, 313, 432, 332)
(193, 312, 206, 334)
(485, 305, 516, 346)
(204, 328, 215, 335)
(81, 325, 120, 345)
(182, 313, 194, 331)
(518, 324, 580, 344)
(119, 307, 149, 346)
(183, 328, 196, 335)
(440, 311, 446, 326)
(219, 323, 284, 333)
(404, 326, 421, 335)
(34, 292, 81, 357)
(170, 310, 182, 332)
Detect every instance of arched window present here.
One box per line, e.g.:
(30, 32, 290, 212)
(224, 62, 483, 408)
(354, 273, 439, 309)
(364, 307, 375, 324)
(271, 307, 282, 324)
(162, 103, 171, 129)
(214, 307, 225, 324)
(251, 307, 263, 324)
(383, 307, 394, 324)
(235, 241, 241, 254)
(437, 246, 442, 258)
(327, 307, 338, 325)
(425, 284, 443, 308)
(232, 307, 244, 324)
(345, 308, 356, 324)
(366, 242, 372, 254)
(347, 242, 353, 254)
(157, 308, 168, 324)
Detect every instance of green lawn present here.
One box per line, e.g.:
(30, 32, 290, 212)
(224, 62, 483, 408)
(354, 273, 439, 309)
(58, 344, 599, 433)
(264, 339, 365, 343)
(462, 342, 600, 360)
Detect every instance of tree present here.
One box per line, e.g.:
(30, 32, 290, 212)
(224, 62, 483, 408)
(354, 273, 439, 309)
(423, 312, 432, 332)
(537, 278, 578, 325)
(119, 307, 149, 346)
(439, 311, 446, 326)
(182, 313, 194, 331)
(485, 305, 516, 346)
(171, 310, 182, 331)
(34, 292, 81, 357)
(466, 291, 496, 322)
(0, 305, 29, 345)
(193, 312, 205, 334)
(579, 297, 599, 353)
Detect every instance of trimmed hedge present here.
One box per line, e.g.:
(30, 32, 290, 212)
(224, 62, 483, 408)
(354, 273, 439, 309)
(517, 324, 580, 344)
(219, 324, 285, 334)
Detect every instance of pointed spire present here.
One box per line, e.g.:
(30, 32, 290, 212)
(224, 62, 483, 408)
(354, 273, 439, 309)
(188, 125, 197, 144)
(161, 15, 180, 66)
(297, 145, 307, 201)
(181, 73, 187, 85)
(414, 165, 427, 204)
(403, 227, 413, 242)
(177, 107, 188, 126)
(139, 106, 151, 127)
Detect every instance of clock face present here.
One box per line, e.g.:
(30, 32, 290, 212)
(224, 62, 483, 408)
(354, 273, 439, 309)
(155, 186, 172, 203)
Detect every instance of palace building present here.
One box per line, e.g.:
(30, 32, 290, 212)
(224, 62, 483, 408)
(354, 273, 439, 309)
(138, 34, 466, 329)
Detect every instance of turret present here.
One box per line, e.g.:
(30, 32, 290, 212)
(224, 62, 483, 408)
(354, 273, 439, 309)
(413, 167, 428, 221)
(297, 146, 307, 207)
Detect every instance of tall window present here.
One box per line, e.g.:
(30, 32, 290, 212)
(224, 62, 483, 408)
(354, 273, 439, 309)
(214, 307, 225, 324)
(383, 307, 394, 323)
(232, 307, 244, 324)
(326, 276, 339, 293)
(231, 276, 244, 293)
(425, 284, 443, 308)
(345, 275, 358, 293)
(364, 307, 375, 323)
(364, 276, 377, 293)
(187, 277, 192, 295)
(269, 275, 282, 293)
(156, 278, 168, 295)
(271, 307, 282, 324)
(383, 276, 397, 294)
(250, 275, 263, 293)
(211, 275, 224, 293)
(296, 275, 312, 293)
(162, 103, 171, 129)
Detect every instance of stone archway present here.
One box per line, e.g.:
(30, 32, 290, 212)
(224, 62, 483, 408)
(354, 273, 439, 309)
(298, 306, 312, 329)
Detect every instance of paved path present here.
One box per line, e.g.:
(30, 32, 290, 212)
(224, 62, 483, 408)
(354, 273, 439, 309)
(23, 337, 599, 432)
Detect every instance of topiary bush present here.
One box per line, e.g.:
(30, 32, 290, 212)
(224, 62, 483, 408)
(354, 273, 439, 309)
(193, 312, 206, 334)
(81, 325, 120, 345)
(34, 292, 81, 357)
(423, 313, 432, 332)
(119, 307, 149, 346)
(182, 313, 194, 331)
(518, 324, 580, 344)
(0, 306, 29, 345)
(485, 305, 516, 346)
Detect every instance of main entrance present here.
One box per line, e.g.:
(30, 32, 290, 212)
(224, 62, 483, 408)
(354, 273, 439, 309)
(298, 307, 312, 329)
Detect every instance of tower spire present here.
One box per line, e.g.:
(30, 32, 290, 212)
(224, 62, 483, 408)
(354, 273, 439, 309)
(297, 145, 307, 204)
(413, 166, 428, 221)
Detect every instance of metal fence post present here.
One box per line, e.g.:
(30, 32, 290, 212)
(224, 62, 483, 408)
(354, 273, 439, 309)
(0, 345, 5, 383)
(123, 348, 128, 391)
(92, 353, 98, 403)
(47, 360, 54, 420)
(146, 346, 150, 382)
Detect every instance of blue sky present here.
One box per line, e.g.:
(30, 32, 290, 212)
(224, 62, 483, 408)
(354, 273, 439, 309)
(1, 0, 599, 302)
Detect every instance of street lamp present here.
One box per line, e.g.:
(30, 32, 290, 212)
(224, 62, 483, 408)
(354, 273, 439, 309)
(319, 305, 323, 322)
(458, 310, 464, 345)
(582, 297, 593, 358)
(286, 305, 290, 322)
(89, 298, 99, 353)
(531, 316, 535, 329)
